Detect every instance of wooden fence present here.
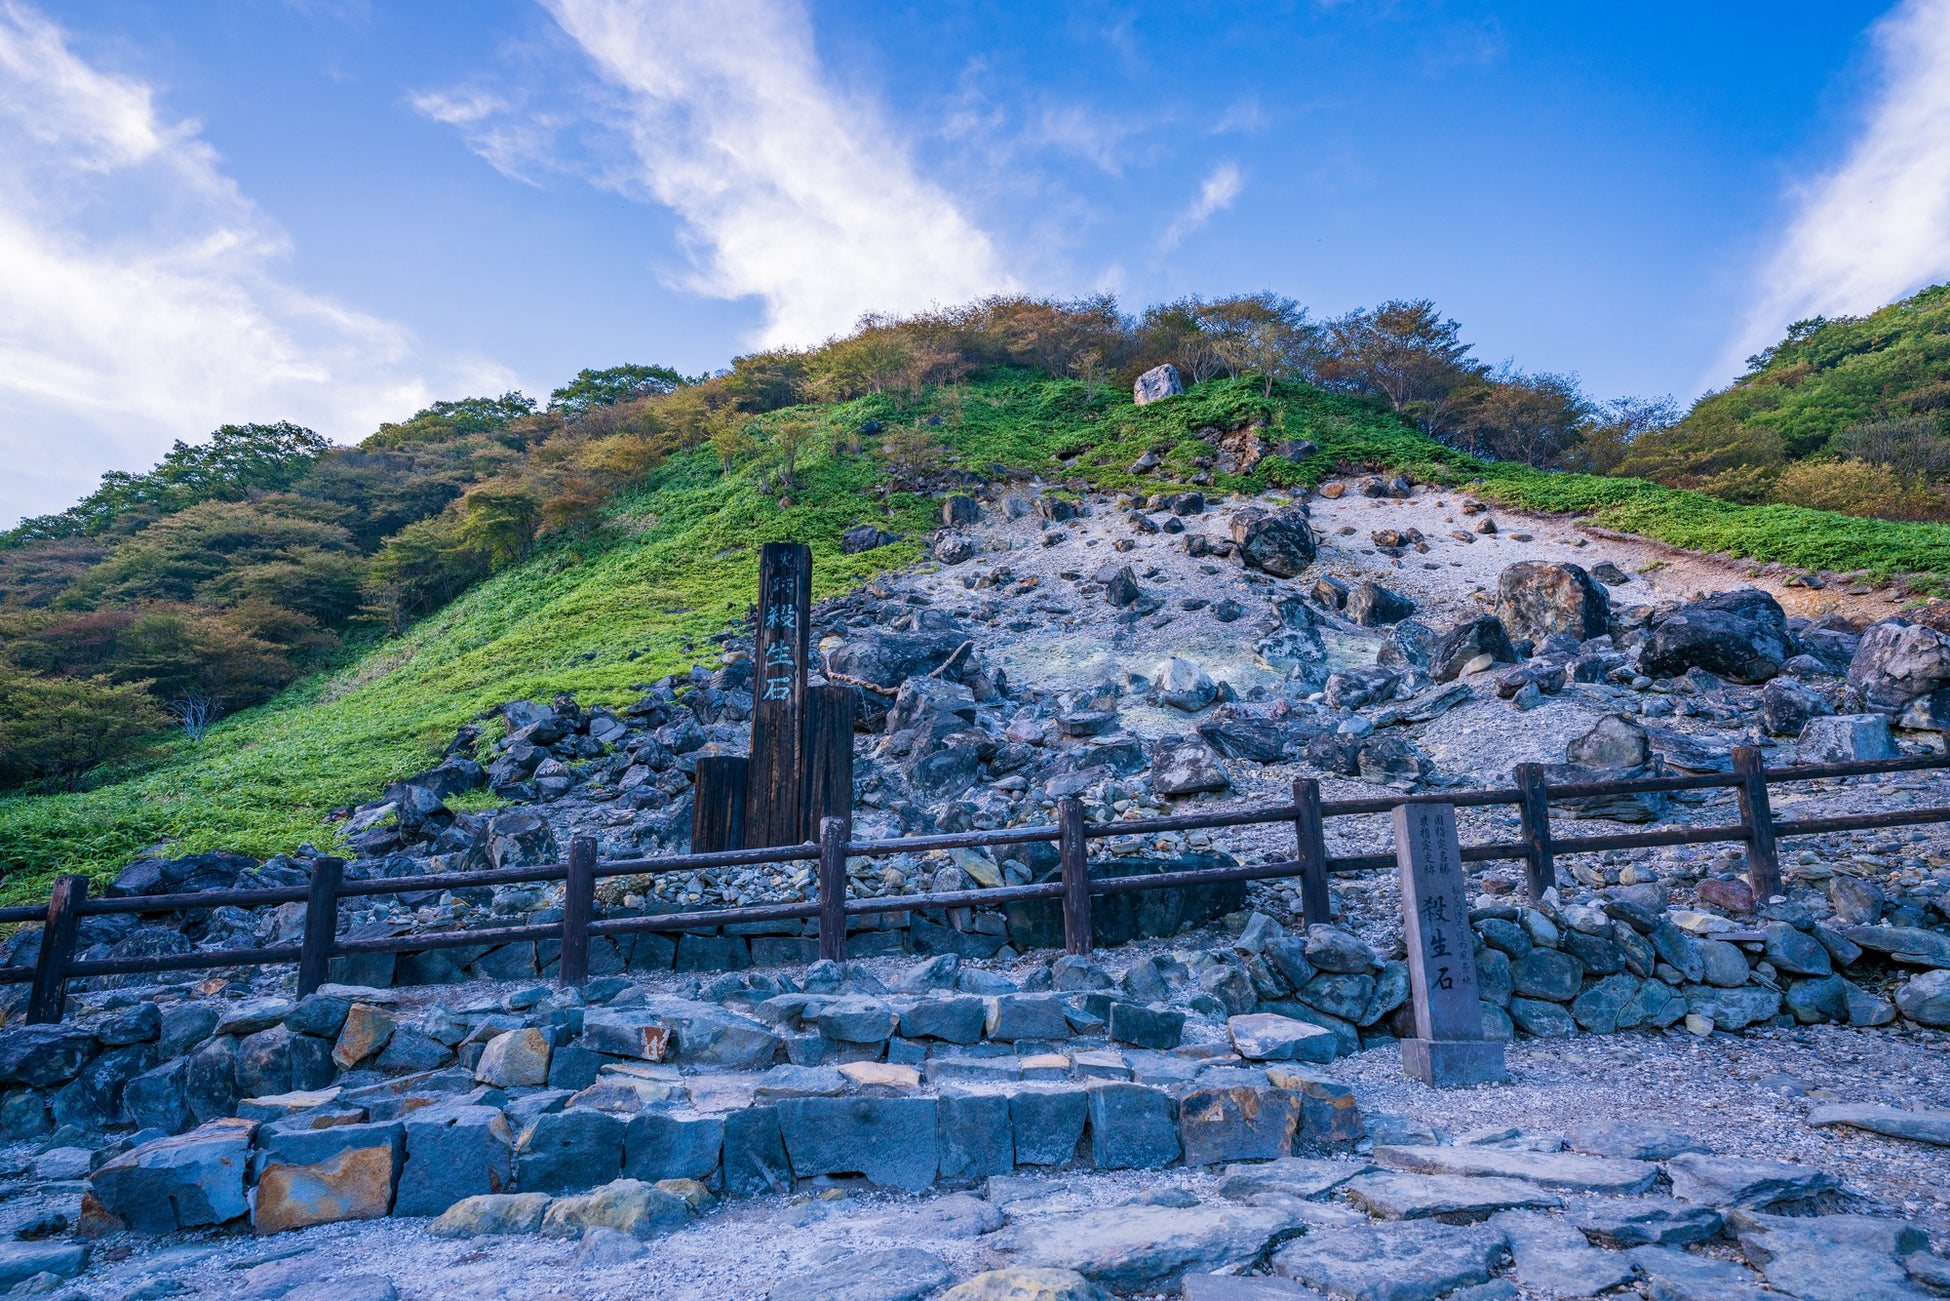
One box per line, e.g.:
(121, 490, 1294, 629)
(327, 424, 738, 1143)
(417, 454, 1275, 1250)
(6, 744, 1950, 1024)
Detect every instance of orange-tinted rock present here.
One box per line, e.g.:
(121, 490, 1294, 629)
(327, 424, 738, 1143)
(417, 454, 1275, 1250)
(253, 1144, 398, 1234)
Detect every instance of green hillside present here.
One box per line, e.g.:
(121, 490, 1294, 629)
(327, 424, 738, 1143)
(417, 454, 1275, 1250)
(1620, 283, 1950, 514)
(10, 368, 1950, 899)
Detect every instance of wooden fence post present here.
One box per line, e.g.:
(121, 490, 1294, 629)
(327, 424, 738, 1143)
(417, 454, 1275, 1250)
(804, 684, 856, 840)
(1058, 797, 1092, 956)
(27, 875, 86, 1024)
(1732, 745, 1783, 903)
(297, 856, 343, 997)
(692, 755, 749, 853)
(1514, 763, 1557, 900)
(816, 815, 849, 963)
(558, 836, 597, 988)
(1291, 778, 1332, 927)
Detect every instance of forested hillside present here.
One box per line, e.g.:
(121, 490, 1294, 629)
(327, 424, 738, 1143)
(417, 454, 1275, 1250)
(1619, 284, 1950, 518)
(8, 291, 1950, 893)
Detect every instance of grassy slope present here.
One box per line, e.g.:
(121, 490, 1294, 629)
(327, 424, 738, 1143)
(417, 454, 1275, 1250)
(7, 374, 1950, 899)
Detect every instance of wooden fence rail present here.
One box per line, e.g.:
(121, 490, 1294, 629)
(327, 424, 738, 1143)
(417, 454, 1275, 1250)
(7, 745, 1949, 1022)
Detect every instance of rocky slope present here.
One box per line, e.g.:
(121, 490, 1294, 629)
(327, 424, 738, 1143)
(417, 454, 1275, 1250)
(4, 473, 1950, 1299)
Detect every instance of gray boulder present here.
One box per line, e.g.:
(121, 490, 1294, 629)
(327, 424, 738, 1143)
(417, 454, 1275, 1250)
(1794, 714, 1899, 765)
(823, 631, 969, 690)
(1324, 667, 1400, 711)
(932, 529, 978, 565)
(1134, 364, 1184, 405)
(1495, 562, 1609, 644)
(1665, 1153, 1836, 1209)
(1895, 970, 1950, 1025)
(1157, 658, 1217, 712)
(1640, 588, 1790, 684)
(1567, 714, 1651, 769)
(1347, 582, 1415, 628)
(1848, 619, 1950, 718)
(485, 810, 559, 871)
(91, 1118, 256, 1232)
(1151, 736, 1231, 796)
(1232, 508, 1317, 578)
(841, 525, 900, 554)
(1430, 618, 1516, 682)
(0, 1024, 98, 1088)
(1762, 677, 1835, 736)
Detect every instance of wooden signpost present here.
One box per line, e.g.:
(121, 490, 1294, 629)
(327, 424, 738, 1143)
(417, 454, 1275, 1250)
(1393, 801, 1507, 1087)
(745, 542, 812, 847)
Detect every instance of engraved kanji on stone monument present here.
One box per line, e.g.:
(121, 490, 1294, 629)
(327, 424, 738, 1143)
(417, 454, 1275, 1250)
(745, 541, 811, 847)
(1393, 801, 1507, 1087)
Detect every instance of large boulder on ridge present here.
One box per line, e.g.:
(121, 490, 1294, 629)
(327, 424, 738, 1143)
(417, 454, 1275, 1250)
(1639, 588, 1790, 684)
(824, 631, 970, 690)
(1496, 562, 1610, 645)
(1133, 364, 1184, 405)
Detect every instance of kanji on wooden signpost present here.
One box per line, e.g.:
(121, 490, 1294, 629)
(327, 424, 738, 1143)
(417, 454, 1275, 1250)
(745, 541, 812, 847)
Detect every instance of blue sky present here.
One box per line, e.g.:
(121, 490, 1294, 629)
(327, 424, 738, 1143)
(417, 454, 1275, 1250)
(4, 0, 1950, 526)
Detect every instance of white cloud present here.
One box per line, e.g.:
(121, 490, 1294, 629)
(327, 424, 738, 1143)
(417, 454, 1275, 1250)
(408, 86, 568, 186)
(410, 88, 506, 128)
(0, 2, 509, 527)
(1161, 161, 1243, 249)
(537, 0, 1014, 347)
(1211, 97, 1265, 136)
(1724, 0, 1950, 378)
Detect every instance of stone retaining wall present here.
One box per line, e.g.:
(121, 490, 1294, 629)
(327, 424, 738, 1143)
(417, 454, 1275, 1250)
(81, 1050, 1364, 1237)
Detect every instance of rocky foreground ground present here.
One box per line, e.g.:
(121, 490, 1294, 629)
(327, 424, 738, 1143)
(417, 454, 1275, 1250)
(3, 467, 1950, 1300)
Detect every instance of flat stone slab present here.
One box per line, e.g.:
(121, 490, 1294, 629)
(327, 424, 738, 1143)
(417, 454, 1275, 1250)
(1182, 1274, 1329, 1300)
(1562, 1119, 1712, 1161)
(994, 1204, 1303, 1291)
(0, 1242, 89, 1292)
(854, 1193, 1002, 1241)
(1343, 1172, 1559, 1221)
(1626, 1245, 1775, 1301)
(939, 1269, 1110, 1301)
(1227, 1015, 1338, 1063)
(772, 1246, 953, 1301)
(1727, 1208, 1931, 1259)
(1665, 1153, 1837, 1208)
(1491, 1209, 1638, 1297)
(1272, 1221, 1510, 1301)
(1807, 1104, 1950, 1147)
(1371, 1144, 1658, 1194)
(1728, 1209, 1937, 1301)
(1218, 1158, 1372, 1202)
(1573, 1196, 1723, 1248)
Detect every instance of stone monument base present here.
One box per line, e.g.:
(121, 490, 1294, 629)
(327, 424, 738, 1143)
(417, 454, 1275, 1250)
(1402, 1037, 1507, 1088)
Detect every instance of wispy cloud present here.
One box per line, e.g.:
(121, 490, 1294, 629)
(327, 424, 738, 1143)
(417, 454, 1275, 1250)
(0, 1, 507, 526)
(1722, 0, 1950, 379)
(1211, 97, 1265, 136)
(1162, 161, 1243, 249)
(519, 0, 1013, 347)
(408, 86, 571, 187)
